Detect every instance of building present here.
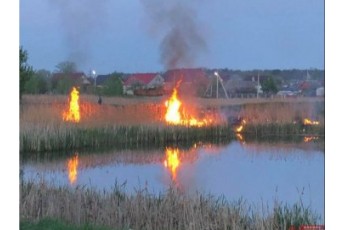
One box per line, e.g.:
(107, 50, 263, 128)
(163, 68, 209, 96)
(51, 72, 92, 93)
(123, 73, 164, 96)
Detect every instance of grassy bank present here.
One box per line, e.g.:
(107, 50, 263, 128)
(20, 123, 324, 153)
(20, 181, 321, 230)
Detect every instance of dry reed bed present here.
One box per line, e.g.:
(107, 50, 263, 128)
(20, 96, 324, 153)
(22, 94, 324, 107)
(20, 181, 320, 230)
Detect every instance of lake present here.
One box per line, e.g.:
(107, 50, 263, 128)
(21, 138, 324, 221)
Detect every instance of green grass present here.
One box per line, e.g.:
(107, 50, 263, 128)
(20, 123, 324, 154)
(20, 218, 115, 230)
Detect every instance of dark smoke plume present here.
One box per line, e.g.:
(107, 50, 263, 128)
(50, 0, 109, 69)
(141, 0, 207, 70)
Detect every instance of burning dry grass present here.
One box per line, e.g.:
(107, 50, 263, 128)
(20, 95, 324, 153)
(234, 102, 324, 125)
(20, 181, 321, 230)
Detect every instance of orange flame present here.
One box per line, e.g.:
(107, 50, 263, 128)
(235, 119, 246, 133)
(63, 87, 80, 122)
(164, 148, 180, 181)
(67, 155, 79, 184)
(304, 136, 319, 143)
(165, 88, 182, 124)
(236, 125, 244, 133)
(303, 118, 319, 126)
(164, 86, 214, 127)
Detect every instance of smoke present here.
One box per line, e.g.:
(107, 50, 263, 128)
(50, 0, 109, 70)
(141, 0, 207, 70)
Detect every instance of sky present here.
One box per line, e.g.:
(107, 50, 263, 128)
(20, 0, 324, 75)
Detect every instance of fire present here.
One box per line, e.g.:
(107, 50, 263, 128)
(67, 155, 79, 184)
(63, 87, 80, 123)
(303, 118, 319, 126)
(164, 86, 214, 127)
(236, 125, 244, 133)
(304, 136, 319, 143)
(165, 88, 182, 124)
(164, 148, 180, 181)
(235, 119, 246, 133)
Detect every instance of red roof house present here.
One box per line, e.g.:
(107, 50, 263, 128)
(123, 73, 164, 95)
(163, 68, 209, 96)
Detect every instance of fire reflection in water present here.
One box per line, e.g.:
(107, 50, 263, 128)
(236, 133, 245, 144)
(163, 148, 180, 182)
(67, 154, 79, 184)
(304, 136, 319, 143)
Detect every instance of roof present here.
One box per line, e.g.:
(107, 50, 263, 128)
(124, 73, 160, 86)
(164, 68, 208, 83)
(96, 74, 111, 85)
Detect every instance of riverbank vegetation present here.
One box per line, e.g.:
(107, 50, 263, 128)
(20, 181, 321, 230)
(20, 96, 324, 153)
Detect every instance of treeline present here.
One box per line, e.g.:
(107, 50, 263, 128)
(19, 47, 324, 97)
(206, 68, 325, 82)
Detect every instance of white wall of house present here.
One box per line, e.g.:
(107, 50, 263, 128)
(146, 74, 164, 88)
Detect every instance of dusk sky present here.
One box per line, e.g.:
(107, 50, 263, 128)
(20, 0, 324, 75)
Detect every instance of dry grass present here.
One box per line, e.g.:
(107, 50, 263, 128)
(20, 181, 321, 230)
(21, 94, 324, 126)
(20, 95, 324, 153)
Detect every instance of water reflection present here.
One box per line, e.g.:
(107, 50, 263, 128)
(67, 154, 78, 184)
(163, 148, 180, 182)
(21, 139, 324, 220)
(236, 133, 245, 144)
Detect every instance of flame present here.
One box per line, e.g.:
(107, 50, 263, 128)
(164, 148, 180, 181)
(63, 87, 80, 122)
(236, 125, 244, 133)
(235, 119, 246, 133)
(67, 155, 79, 184)
(304, 136, 319, 143)
(303, 118, 319, 125)
(165, 88, 182, 124)
(164, 86, 214, 127)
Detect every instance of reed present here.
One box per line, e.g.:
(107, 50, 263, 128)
(20, 181, 321, 230)
(20, 95, 324, 153)
(20, 124, 234, 153)
(20, 122, 324, 154)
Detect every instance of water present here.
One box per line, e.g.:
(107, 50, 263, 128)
(21, 139, 324, 220)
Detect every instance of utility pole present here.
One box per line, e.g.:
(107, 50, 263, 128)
(204, 72, 228, 99)
(257, 73, 259, 98)
(216, 72, 219, 98)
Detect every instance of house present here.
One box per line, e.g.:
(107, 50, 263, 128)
(123, 73, 164, 96)
(51, 72, 93, 93)
(163, 68, 209, 96)
(316, 87, 325, 97)
(224, 77, 258, 97)
(95, 74, 111, 86)
(298, 80, 322, 96)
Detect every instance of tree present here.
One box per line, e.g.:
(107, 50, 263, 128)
(24, 75, 47, 94)
(56, 77, 74, 94)
(55, 61, 77, 74)
(101, 73, 123, 96)
(261, 76, 278, 95)
(20, 47, 34, 99)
